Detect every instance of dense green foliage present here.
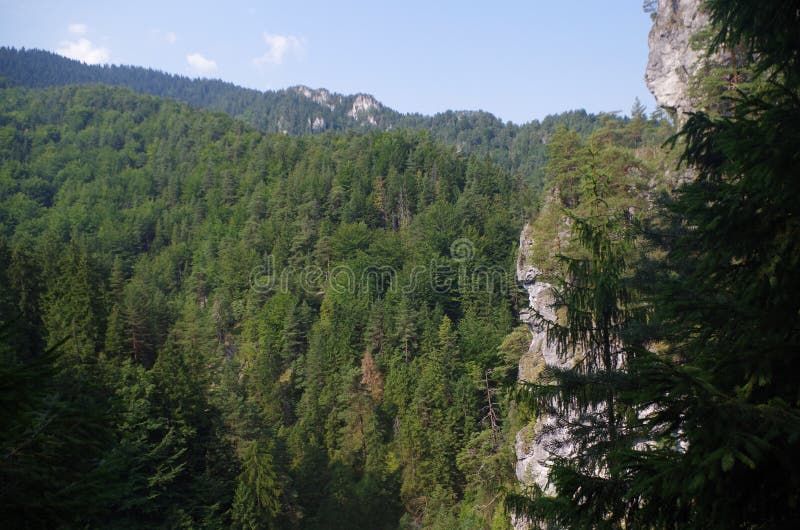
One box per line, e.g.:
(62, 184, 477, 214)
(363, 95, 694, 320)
(0, 47, 666, 187)
(0, 82, 537, 528)
(0, 47, 398, 134)
(7, 2, 792, 526)
(510, 0, 800, 527)
(506, 117, 666, 528)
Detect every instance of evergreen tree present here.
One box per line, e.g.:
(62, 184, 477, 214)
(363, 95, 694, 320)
(508, 152, 642, 528)
(510, 1, 800, 527)
(0, 321, 116, 527)
(231, 440, 282, 530)
(104, 256, 127, 357)
(621, 1, 800, 526)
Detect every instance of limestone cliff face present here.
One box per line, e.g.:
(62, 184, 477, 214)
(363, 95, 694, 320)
(645, 0, 710, 119)
(512, 4, 714, 527)
(291, 85, 383, 129)
(347, 94, 381, 125)
(512, 224, 576, 530)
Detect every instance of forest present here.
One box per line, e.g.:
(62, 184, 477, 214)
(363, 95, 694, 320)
(0, 46, 627, 188)
(0, 81, 525, 528)
(1, 0, 799, 528)
(0, 74, 667, 529)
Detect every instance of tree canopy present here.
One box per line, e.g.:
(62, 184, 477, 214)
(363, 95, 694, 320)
(509, 0, 800, 527)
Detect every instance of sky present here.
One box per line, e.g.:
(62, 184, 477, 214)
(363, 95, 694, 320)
(0, 0, 658, 124)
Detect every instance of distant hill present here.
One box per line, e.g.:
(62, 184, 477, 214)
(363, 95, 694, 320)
(0, 47, 622, 185)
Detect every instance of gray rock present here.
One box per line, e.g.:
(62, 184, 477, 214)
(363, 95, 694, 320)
(512, 225, 578, 529)
(645, 0, 711, 120)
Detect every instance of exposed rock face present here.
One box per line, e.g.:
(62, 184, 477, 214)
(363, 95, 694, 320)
(293, 86, 381, 126)
(513, 224, 577, 530)
(309, 116, 326, 131)
(292, 85, 337, 110)
(348, 94, 380, 125)
(645, 0, 710, 119)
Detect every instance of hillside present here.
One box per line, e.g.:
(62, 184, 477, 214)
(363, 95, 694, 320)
(0, 47, 661, 186)
(0, 71, 677, 527)
(0, 82, 531, 528)
(2, 1, 799, 528)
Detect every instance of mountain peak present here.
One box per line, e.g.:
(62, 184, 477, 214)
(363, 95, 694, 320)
(291, 85, 337, 110)
(290, 85, 382, 123)
(348, 94, 381, 124)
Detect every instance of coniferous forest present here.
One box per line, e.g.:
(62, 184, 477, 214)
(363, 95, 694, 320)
(1, 0, 799, 528)
(0, 46, 612, 189)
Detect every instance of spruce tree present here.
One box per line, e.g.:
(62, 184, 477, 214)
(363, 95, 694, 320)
(623, 0, 800, 526)
(510, 1, 800, 527)
(231, 440, 282, 530)
(508, 152, 642, 528)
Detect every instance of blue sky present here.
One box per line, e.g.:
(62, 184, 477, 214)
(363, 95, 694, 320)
(0, 0, 657, 124)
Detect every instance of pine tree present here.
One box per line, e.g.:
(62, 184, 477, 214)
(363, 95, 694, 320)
(231, 440, 282, 530)
(104, 256, 126, 357)
(41, 238, 103, 360)
(620, 1, 800, 525)
(629, 97, 647, 148)
(361, 350, 384, 401)
(508, 155, 641, 527)
(0, 320, 116, 527)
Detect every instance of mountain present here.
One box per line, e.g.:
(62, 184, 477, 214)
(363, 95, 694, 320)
(0, 45, 673, 530)
(0, 46, 622, 186)
(0, 47, 397, 133)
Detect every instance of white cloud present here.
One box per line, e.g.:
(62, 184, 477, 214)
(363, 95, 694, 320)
(68, 23, 88, 35)
(57, 37, 110, 64)
(165, 31, 177, 44)
(253, 32, 305, 65)
(187, 53, 217, 74)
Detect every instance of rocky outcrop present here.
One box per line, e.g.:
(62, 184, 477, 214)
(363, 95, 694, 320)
(309, 116, 326, 131)
(293, 85, 381, 126)
(292, 85, 337, 110)
(645, 0, 711, 119)
(509, 4, 713, 527)
(512, 5, 716, 527)
(513, 224, 577, 530)
(347, 94, 380, 125)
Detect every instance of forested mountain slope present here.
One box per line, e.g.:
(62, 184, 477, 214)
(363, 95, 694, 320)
(0, 47, 665, 186)
(0, 78, 674, 528)
(0, 82, 535, 528)
(0, 43, 676, 528)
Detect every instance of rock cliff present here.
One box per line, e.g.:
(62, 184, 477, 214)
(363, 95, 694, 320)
(347, 94, 381, 125)
(512, 223, 576, 530)
(645, 0, 710, 119)
(512, 2, 713, 527)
